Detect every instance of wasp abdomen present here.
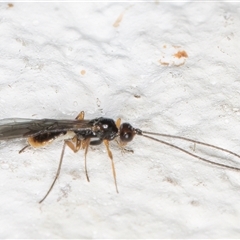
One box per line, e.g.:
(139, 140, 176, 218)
(28, 132, 66, 148)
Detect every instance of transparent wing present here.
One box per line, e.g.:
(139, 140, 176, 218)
(0, 118, 92, 140)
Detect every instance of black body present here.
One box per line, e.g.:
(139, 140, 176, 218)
(0, 117, 119, 145)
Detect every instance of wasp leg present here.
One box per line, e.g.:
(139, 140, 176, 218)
(65, 136, 81, 153)
(75, 111, 85, 120)
(115, 118, 121, 129)
(82, 138, 91, 182)
(39, 141, 67, 203)
(73, 111, 92, 181)
(115, 117, 125, 148)
(115, 139, 134, 155)
(103, 140, 119, 193)
(19, 144, 30, 154)
(65, 137, 91, 182)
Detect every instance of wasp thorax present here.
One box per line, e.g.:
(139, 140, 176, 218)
(119, 123, 135, 143)
(97, 118, 118, 140)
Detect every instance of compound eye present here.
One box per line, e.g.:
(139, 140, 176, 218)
(119, 123, 135, 143)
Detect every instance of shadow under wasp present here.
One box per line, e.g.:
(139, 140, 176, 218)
(0, 111, 240, 203)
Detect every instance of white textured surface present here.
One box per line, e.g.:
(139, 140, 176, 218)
(0, 2, 240, 238)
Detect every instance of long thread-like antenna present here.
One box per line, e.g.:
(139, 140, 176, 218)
(142, 131, 240, 159)
(140, 132, 240, 171)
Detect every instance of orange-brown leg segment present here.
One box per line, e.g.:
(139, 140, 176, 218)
(75, 111, 92, 180)
(104, 140, 119, 193)
(73, 110, 91, 181)
(65, 136, 91, 182)
(65, 136, 81, 153)
(75, 111, 85, 120)
(115, 117, 124, 148)
(115, 118, 121, 129)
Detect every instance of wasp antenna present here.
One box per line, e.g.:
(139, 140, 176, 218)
(141, 134, 240, 172)
(142, 131, 240, 160)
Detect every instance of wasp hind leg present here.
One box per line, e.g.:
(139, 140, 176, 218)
(39, 140, 68, 203)
(19, 144, 30, 154)
(39, 110, 87, 203)
(65, 137, 91, 182)
(67, 111, 91, 182)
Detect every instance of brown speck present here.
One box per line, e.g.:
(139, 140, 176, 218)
(134, 94, 141, 98)
(174, 50, 188, 59)
(81, 70, 86, 75)
(159, 45, 188, 66)
(8, 3, 14, 8)
(113, 6, 131, 28)
(113, 12, 124, 27)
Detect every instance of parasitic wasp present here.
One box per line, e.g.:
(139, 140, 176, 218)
(0, 111, 240, 203)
